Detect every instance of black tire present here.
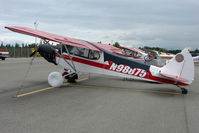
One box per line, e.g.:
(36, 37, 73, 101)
(67, 73, 78, 83)
(181, 88, 188, 94)
(68, 78, 76, 83)
(1, 57, 5, 60)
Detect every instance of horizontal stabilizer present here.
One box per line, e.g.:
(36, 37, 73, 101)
(160, 72, 188, 82)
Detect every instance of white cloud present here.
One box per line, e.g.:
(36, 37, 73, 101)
(0, 0, 199, 49)
(0, 35, 34, 45)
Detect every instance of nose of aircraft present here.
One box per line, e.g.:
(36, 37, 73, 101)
(30, 44, 57, 65)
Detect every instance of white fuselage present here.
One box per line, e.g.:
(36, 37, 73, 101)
(55, 51, 190, 86)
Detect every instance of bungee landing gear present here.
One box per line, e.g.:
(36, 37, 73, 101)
(177, 85, 188, 94)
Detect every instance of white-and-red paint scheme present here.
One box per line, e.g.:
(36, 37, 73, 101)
(0, 49, 9, 60)
(114, 46, 150, 61)
(56, 48, 193, 87)
(193, 56, 199, 63)
(5, 26, 195, 94)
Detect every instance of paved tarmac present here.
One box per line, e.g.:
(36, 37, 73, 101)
(0, 58, 199, 133)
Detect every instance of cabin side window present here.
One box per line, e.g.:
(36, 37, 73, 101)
(63, 45, 100, 60)
(88, 50, 100, 60)
(62, 45, 74, 54)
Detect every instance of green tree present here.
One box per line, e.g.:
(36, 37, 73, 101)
(0, 42, 4, 49)
(15, 43, 20, 48)
(191, 49, 199, 53)
(113, 42, 120, 48)
(28, 43, 37, 48)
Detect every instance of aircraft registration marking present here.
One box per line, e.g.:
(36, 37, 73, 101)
(16, 78, 89, 98)
(109, 63, 147, 78)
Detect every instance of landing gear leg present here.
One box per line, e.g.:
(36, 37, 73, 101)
(64, 73, 78, 83)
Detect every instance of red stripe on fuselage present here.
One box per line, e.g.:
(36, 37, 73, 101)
(61, 54, 109, 69)
(56, 54, 189, 86)
(146, 71, 188, 86)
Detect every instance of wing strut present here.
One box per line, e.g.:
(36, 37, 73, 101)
(62, 44, 77, 72)
(42, 39, 77, 72)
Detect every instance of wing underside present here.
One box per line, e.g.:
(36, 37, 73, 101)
(5, 26, 149, 71)
(5, 26, 100, 51)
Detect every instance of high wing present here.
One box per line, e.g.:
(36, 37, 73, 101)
(5, 26, 122, 53)
(5, 26, 150, 71)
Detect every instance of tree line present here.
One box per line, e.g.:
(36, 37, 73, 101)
(0, 43, 36, 49)
(0, 43, 37, 57)
(1, 42, 198, 56)
(112, 42, 199, 54)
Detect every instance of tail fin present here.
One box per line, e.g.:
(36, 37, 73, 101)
(160, 48, 194, 85)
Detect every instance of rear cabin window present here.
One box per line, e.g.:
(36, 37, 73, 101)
(123, 49, 141, 58)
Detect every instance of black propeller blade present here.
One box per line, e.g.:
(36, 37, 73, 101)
(30, 50, 37, 57)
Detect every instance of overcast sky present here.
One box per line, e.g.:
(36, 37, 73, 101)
(0, 0, 199, 49)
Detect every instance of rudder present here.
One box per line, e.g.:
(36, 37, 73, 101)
(160, 48, 194, 85)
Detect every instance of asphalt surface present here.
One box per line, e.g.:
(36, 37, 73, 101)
(0, 58, 199, 133)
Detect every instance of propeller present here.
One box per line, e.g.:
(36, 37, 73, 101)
(29, 45, 41, 57)
(30, 50, 37, 57)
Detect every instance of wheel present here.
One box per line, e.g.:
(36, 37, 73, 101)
(2, 57, 5, 60)
(67, 73, 78, 83)
(181, 88, 188, 94)
(48, 72, 64, 87)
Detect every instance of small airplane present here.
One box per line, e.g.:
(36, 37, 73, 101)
(193, 55, 199, 63)
(114, 46, 154, 62)
(117, 46, 172, 67)
(153, 50, 175, 60)
(5, 26, 195, 94)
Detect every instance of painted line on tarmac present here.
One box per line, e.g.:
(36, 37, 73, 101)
(68, 84, 182, 95)
(16, 86, 54, 98)
(16, 78, 89, 98)
(16, 77, 181, 97)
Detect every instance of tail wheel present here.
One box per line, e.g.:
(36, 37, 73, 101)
(181, 88, 188, 94)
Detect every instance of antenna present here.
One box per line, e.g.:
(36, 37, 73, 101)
(34, 21, 39, 46)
